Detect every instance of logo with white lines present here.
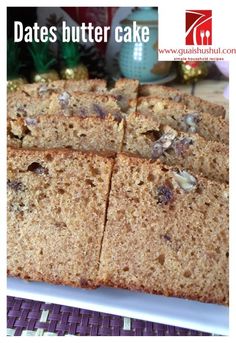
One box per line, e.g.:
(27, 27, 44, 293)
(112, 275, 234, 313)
(185, 10, 212, 45)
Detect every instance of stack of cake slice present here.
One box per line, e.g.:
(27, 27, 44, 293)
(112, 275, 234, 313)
(7, 80, 229, 305)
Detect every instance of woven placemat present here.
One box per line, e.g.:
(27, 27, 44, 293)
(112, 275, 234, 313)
(7, 296, 212, 336)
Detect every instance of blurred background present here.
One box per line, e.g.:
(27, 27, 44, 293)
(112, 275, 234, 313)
(7, 6, 229, 108)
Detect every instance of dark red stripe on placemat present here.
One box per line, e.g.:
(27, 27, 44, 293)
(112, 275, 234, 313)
(7, 296, 212, 336)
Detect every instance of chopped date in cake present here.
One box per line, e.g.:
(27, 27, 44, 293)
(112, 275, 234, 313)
(93, 104, 107, 118)
(7, 179, 24, 191)
(25, 117, 38, 126)
(115, 94, 123, 102)
(172, 137, 193, 156)
(27, 162, 49, 175)
(58, 92, 70, 109)
(156, 184, 174, 205)
(163, 234, 172, 242)
(151, 130, 177, 160)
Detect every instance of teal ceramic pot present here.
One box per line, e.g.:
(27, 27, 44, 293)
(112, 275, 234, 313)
(119, 7, 171, 82)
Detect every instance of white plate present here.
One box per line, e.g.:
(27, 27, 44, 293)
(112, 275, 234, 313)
(7, 277, 228, 335)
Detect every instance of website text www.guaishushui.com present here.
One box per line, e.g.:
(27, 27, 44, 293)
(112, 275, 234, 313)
(158, 46, 236, 60)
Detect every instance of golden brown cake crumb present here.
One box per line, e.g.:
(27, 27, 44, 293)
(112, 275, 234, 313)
(7, 147, 114, 288)
(8, 114, 124, 154)
(98, 153, 229, 305)
(139, 84, 226, 117)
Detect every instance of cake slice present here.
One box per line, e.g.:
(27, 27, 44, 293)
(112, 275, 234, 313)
(136, 97, 229, 144)
(8, 90, 123, 121)
(110, 79, 139, 113)
(8, 114, 124, 154)
(123, 112, 229, 183)
(17, 80, 65, 98)
(139, 84, 226, 117)
(7, 91, 52, 120)
(64, 78, 139, 113)
(7, 147, 114, 288)
(64, 79, 107, 93)
(7, 119, 22, 148)
(98, 153, 229, 305)
(47, 91, 123, 120)
(17, 79, 107, 98)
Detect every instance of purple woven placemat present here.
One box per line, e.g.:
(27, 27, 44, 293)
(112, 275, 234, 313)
(7, 296, 212, 336)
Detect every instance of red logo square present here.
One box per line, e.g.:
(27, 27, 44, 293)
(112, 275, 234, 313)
(186, 10, 212, 45)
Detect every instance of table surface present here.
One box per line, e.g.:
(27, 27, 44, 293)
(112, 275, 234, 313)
(7, 79, 228, 336)
(7, 296, 213, 336)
